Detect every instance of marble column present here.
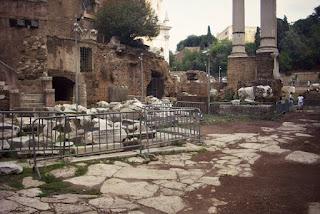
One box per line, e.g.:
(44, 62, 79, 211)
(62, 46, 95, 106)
(230, 0, 247, 57)
(257, 0, 278, 53)
(257, 0, 280, 78)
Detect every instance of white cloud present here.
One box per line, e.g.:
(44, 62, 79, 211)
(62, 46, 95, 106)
(165, 0, 319, 51)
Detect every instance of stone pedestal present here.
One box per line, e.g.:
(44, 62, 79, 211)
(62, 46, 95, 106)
(256, 53, 274, 80)
(9, 89, 20, 110)
(227, 57, 257, 90)
(44, 89, 55, 107)
(40, 76, 53, 91)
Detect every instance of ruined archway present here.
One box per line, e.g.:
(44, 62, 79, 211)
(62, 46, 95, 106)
(52, 77, 74, 102)
(147, 70, 164, 99)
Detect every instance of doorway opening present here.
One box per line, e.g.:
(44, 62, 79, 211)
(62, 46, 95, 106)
(147, 70, 164, 98)
(52, 77, 74, 102)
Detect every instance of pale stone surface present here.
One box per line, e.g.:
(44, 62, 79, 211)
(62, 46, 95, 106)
(40, 194, 96, 204)
(0, 162, 23, 175)
(89, 196, 139, 212)
(54, 203, 93, 214)
(86, 164, 122, 177)
(295, 133, 313, 138)
(208, 206, 217, 214)
(22, 177, 45, 188)
(64, 175, 105, 187)
(0, 199, 19, 214)
(285, 151, 320, 164)
(308, 202, 320, 214)
(100, 178, 158, 198)
(127, 157, 145, 164)
(260, 145, 290, 155)
(114, 167, 177, 180)
(198, 177, 221, 186)
(153, 180, 187, 191)
(138, 196, 185, 214)
(239, 143, 268, 150)
(50, 166, 77, 179)
(8, 196, 50, 211)
(17, 188, 42, 197)
(160, 188, 184, 196)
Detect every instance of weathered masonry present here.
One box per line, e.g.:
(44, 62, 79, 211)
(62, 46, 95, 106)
(227, 0, 282, 97)
(0, 0, 174, 110)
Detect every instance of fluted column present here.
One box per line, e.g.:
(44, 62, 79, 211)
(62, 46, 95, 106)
(230, 0, 247, 57)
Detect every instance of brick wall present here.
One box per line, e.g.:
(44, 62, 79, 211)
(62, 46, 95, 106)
(227, 56, 257, 90)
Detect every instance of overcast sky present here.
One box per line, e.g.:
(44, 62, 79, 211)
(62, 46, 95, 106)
(165, 0, 320, 52)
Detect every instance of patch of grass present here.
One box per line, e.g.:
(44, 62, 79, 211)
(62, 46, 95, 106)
(74, 165, 88, 177)
(0, 167, 33, 190)
(202, 114, 253, 125)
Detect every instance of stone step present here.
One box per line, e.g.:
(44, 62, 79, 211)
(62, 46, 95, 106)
(23, 103, 45, 108)
(21, 94, 44, 103)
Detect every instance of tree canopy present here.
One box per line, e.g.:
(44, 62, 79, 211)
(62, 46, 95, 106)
(171, 5, 320, 75)
(176, 26, 216, 51)
(95, 0, 159, 45)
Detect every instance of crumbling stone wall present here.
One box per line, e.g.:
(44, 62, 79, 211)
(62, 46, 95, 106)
(171, 70, 211, 97)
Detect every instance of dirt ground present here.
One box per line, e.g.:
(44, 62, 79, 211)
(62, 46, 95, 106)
(185, 110, 320, 214)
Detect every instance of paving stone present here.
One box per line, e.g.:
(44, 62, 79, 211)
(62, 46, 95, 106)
(8, 196, 50, 211)
(153, 180, 186, 191)
(64, 175, 105, 187)
(100, 178, 158, 199)
(160, 188, 184, 196)
(0, 191, 15, 200)
(17, 188, 42, 197)
(0, 199, 19, 214)
(114, 167, 177, 180)
(22, 177, 45, 188)
(260, 145, 290, 155)
(208, 206, 217, 214)
(13, 206, 37, 214)
(50, 166, 77, 179)
(41, 194, 96, 204)
(308, 202, 320, 214)
(285, 151, 320, 164)
(295, 133, 313, 138)
(198, 177, 221, 186)
(138, 195, 185, 214)
(86, 164, 122, 177)
(211, 198, 228, 206)
(54, 203, 93, 214)
(0, 162, 23, 175)
(89, 195, 139, 212)
(239, 143, 268, 150)
(127, 157, 145, 164)
(128, 211, 145, 214)
(113, 161, 131, 167)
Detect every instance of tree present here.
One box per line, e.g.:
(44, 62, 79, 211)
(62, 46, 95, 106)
(176, 26, 216, 51)
(277, 16, 290, 51)
(209, 39, 232, 76)
(245, 43, 257, 56)
(280, 28, 315, 70)
(95, 0, 159, 45)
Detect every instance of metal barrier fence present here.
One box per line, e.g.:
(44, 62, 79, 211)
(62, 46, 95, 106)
(27, 108, 200, 169)
(0, 111, 65, 154)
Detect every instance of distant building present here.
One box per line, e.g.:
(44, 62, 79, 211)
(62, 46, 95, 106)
(144, 0, 171, 63)
(217, 26, 257, 43)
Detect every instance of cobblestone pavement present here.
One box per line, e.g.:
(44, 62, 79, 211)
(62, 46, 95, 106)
(0, 115, 320, 214)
